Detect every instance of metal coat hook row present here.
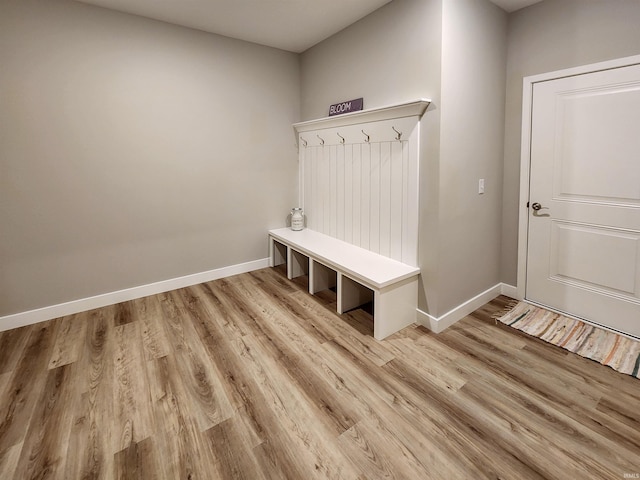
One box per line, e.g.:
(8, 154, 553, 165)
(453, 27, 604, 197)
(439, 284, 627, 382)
(337, 132, 345, 144)
(317, 134, 325, 145)
(361, 130, 370, 143)
(392, 126, 402, 141)
(300, 137, 308, 147)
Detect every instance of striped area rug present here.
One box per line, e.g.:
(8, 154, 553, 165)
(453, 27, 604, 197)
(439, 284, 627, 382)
(496, 301, 640, 380)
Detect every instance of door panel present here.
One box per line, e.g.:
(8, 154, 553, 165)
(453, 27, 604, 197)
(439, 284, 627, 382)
(554, 87, 640, 204)
(527, 63, 640, 338)
(549, 221, 639, 295)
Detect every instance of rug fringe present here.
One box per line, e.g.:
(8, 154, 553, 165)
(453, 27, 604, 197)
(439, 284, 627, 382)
(492, 299, 520, 323)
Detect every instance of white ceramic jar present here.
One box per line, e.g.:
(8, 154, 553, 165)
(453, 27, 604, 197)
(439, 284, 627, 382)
(291, 207, 304, 231)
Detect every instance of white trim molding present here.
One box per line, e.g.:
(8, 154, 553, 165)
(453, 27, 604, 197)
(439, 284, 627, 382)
(0, 258, 269, 333)
(293, 98, 431, 135)
(500, 283, 518, 299)
(416, 283, 517, 333)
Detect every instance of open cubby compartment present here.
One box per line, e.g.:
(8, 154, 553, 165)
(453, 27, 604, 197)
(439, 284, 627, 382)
(272, 239, 287, 267)
(309, 259, 337, 295)
(337, 274, 374, 315)
(287, 248, 309, 280)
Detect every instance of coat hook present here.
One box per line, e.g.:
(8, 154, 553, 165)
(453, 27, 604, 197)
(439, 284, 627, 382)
(317, 134, 325, 145)
(337, 132, 345, 144)
(392, 126, 402, 141)
(300, 137, 308, 147)
(361, 130, 370, 143)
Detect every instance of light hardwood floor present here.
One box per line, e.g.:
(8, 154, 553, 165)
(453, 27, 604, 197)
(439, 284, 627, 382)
(1, 266, 639, 479)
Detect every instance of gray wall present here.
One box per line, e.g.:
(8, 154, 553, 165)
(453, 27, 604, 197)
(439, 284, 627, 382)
(0, 0, 300, 316)
(300, 0, 442, 121)
(437, 0, 507, 315)
(301, 0, 507, 318)
(501, 0, 640, 285)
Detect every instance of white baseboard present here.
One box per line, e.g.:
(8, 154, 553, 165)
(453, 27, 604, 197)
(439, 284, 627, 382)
(0, 258, 270, 333)
(417, 282, 515, 333)
(500, 283, 518, 299)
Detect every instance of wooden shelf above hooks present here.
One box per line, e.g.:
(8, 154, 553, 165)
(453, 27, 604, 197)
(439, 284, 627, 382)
(293, 99, 431, 135)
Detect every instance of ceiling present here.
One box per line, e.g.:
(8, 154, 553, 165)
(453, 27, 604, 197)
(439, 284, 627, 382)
(75, 0, 544, 53)
(489, 0, 542, 12)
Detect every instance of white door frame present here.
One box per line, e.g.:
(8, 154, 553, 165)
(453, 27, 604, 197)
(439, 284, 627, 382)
(516, 54, 640, 301)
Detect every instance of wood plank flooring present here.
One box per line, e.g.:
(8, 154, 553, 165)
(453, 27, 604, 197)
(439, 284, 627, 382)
(1, 266, 639, 479)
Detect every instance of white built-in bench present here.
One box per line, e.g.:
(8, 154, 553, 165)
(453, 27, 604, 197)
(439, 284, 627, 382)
(268, 227, 420, 340)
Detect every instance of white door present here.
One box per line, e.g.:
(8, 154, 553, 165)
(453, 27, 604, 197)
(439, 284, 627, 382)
(527, 63, 640, 338)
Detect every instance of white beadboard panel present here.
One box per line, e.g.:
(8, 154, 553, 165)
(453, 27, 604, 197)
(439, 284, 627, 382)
(322, 146, 331, 233)
(379, 142, 392, 258)
(361, 142, 371, 250)
(298, 115, 421, 267)
(370, 142, 381, 255)
(329, 145, 337, 237)
(316, 147, 324, 232)
(336, 145, 345, 241)
(404, 127, 419, 266)
(390, 141, 403, 262)
(401, 140, 410, 263)
(344, 144, 353, 244)
(352, 144, 362, 247)
(303, 145, 313, 227)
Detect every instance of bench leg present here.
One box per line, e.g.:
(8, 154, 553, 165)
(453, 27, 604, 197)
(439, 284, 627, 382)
(309, 259, 337, 295)
(373, 276, 418, 340)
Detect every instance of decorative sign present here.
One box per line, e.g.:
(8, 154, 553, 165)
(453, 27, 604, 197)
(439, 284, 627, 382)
(328, 98, 363, 117)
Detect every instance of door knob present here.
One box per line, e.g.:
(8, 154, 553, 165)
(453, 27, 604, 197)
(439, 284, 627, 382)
(530, 202, 550, 217)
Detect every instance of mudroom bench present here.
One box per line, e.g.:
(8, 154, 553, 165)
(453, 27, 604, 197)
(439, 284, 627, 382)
(268, 227, 419, 340)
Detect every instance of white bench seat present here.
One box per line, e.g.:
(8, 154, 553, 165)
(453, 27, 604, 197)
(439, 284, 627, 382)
(268, 227, 420, 340)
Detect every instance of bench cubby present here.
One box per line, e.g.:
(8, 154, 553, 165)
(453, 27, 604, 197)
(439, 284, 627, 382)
(309, 260, 337, 295)
(272, 239, 287, 268)
(338, 274, 373, 314)
(288, 248, 309, 280)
